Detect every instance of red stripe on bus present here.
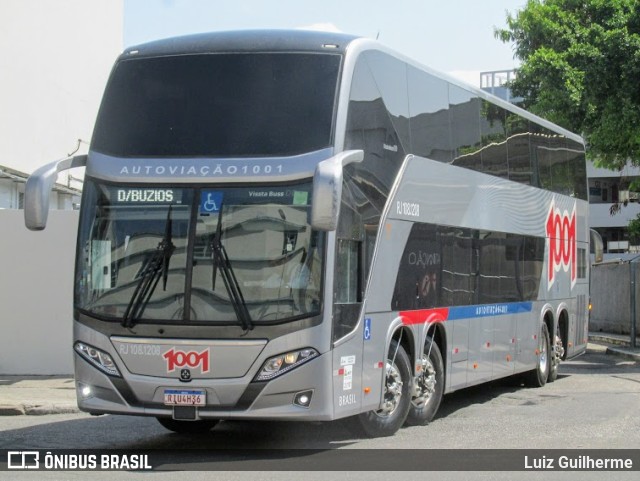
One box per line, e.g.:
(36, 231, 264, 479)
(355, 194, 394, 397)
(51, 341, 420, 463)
(399, 308, 449, 325)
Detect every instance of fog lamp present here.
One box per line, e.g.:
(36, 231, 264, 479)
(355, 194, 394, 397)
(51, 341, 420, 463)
(77, 382, 93, 399)
(294, 390, 313, 408)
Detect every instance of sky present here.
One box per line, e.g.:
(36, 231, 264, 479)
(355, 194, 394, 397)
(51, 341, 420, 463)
(124, 0, 527, 87)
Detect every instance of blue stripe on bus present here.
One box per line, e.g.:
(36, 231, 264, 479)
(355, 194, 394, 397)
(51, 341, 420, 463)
(447, 302, 533, 321)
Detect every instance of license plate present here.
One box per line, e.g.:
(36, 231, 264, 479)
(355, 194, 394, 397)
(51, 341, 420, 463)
(163, 389, 206, 406)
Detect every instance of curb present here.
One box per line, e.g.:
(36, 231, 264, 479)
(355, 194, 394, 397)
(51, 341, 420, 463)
(605, 346, 640, 362)
(0, 404, 25, 416)
(589, 333, 640, 348)
(0, 403, 79, 416)
(588, 333, 640, 361)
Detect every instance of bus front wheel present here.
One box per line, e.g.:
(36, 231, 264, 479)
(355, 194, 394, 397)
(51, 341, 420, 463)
(351, 340, 412, 437)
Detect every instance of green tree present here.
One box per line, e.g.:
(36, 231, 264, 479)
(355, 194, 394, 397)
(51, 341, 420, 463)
(495, 0, 640, 171)
(628, 215, 640, 244)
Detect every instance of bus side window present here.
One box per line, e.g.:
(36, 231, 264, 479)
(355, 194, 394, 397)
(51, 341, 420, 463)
(332, 238, 363, 342)
(335, 239, 361, 303)
(332, 186, 365, 342)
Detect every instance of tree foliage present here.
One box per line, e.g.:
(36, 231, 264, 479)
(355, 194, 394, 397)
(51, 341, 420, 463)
(495, 0, 640, 170)
(628, 214, 640, 243)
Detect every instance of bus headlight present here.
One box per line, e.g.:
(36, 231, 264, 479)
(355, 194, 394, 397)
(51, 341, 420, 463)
(255, 348, 318, 381)
(74, 342, 121, 377)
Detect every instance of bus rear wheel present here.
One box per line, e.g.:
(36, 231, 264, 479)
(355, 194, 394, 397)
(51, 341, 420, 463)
(156, 417, 219, 434)
(525, 323, 550, 388)
(548, 327, 564, 383)
(405, 336, 444, 426)
(351, 340, 411, 437)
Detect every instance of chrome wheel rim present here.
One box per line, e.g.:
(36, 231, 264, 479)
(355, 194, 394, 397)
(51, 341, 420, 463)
(375, 360, 403, 417)
(539, 333, 548, 373)
(412, 354, 436, 408)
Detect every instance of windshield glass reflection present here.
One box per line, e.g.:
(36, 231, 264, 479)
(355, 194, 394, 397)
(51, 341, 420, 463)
(75, 181, 323, 324)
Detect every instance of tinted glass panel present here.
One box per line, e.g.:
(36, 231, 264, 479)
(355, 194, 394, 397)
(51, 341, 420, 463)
(347, 53, 586, 199)
(548, 134, 574, 196)
(92, 53, 341, 157)
(480, 101, 508, 179)
(531, 124, 553, 191)
(343, 54, 410, 289)
(566, 138, 588, 200)
(506, 113, 532, 185)
(363, 50, 411, 154)
(478, 232, 544, 304)
(577, 247, 587, 279)
(407, 66, 452, 161)
(391, 223, 441, 310)
(75, 183, 193, 321)
(335, 239, 360, 304)
(190, 184, 323, 322)
(393, 223, 545, 311)
(441, 228, 475, 306)
(523, 236, 545, 299)
(450, 86, 482, 171)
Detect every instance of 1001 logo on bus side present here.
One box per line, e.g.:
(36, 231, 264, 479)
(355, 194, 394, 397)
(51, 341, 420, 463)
(546, 199, 576, 289)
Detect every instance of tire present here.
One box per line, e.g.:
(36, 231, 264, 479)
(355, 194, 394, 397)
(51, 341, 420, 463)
(548, 359, 558, 383)
(405, 336, 444, 426)
(525, 323, 550, 388)
(156, 417, 219, 434)
(350, 340, 412, 437)
(548, 328, 564, 383)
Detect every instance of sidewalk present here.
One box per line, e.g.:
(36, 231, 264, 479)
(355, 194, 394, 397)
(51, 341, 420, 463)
(0, 333, 639, 416)
(0, 376, 78, 416)
(588, 331, 640, 362)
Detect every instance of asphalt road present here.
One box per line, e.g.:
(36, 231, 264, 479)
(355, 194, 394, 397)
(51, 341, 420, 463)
(1, 344, 639, 480)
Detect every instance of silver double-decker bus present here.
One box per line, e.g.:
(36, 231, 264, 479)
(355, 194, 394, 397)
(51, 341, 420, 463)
(25, 30, 595, 437)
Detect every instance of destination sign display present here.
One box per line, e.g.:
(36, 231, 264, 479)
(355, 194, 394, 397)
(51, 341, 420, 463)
(112, 188, 181, 204)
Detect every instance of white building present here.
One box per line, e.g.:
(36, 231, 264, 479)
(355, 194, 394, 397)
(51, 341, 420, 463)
(0, 163, 81, 210)
(0, 0, 123, 375)
(587, 162, 640, 254)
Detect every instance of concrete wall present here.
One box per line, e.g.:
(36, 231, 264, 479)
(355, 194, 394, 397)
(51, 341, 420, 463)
(590, 262, 640, 335)
(0, 210, 78, 374)
(0, 0, 122, 375)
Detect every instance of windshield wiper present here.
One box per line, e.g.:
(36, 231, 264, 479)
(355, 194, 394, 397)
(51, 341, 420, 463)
(210, 205, 253, 331)
(122, 206, 175, 328)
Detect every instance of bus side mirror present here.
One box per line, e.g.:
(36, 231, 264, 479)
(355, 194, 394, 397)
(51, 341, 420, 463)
(590, 228, 603, 264)
(311, 150, 363, 231)
(24, 155, 87, 231)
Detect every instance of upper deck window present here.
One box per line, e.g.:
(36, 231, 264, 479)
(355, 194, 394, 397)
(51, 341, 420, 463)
(92, 53, 341, 158)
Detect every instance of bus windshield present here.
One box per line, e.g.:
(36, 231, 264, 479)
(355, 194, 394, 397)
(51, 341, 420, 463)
(75, 179, 324, 325)
(91, 52, 341, 158)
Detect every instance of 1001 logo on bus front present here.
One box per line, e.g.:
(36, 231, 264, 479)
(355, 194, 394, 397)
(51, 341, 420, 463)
(546, 199, 576, 289)
(163, 348, 210, 373)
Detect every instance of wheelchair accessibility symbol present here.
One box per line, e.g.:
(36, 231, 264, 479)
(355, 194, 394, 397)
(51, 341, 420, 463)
(200, 191, 223, 214)
(364, 318, 371, 341)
